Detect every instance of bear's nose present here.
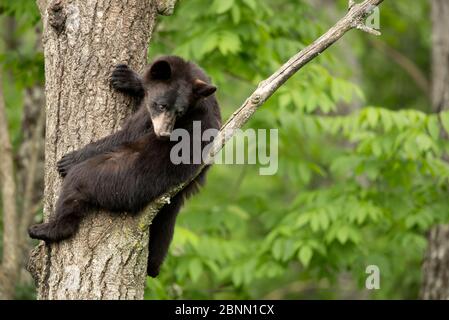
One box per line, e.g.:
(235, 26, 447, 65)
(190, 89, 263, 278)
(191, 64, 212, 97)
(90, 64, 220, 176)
(157, 132, 171, 139)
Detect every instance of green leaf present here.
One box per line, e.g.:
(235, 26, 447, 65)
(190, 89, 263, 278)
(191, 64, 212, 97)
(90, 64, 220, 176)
(228, 205, 250, 220)
(427, 116, 440, 140)
(272, 239, 283, 260)
(298, 246, 313, 267)
(440, 111, 449, 133)
(198, 33, 219, 57)
(415, 134, 433, 152)
(218, 31, 241, 55)
(282, 240, 300, 261)
(188, 259, 203, 282)
(337, 227, 349, 244)
(232, 268, 243, 286)
(295, 214, 309, 228)
(279, 93, 292, 109)
(231, 5, 241, 24)
(242, 0, 257, 10)
(213, 0, 235, 14)
(318, 210, 330, 230)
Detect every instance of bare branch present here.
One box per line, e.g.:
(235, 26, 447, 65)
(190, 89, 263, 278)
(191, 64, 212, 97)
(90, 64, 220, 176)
(149, 0, 386, 206)
(157, 0, 177, 16)
(209, 0, 384, 157)
(36, 0, 48, 17)
(354, 23, 381, 36)
(348, 0, 356, 10)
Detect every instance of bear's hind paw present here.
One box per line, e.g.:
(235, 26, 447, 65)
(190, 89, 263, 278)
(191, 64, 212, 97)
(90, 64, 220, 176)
(28, 222, 74, 242)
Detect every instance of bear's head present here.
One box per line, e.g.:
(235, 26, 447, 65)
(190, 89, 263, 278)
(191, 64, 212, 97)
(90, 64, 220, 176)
(142, 56, 217, 139)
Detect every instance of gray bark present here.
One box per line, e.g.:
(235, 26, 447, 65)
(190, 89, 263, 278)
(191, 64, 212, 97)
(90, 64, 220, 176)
(421, 0, 449, 300)
(28, 0, 163, 300)
(422, 226, 449, 299)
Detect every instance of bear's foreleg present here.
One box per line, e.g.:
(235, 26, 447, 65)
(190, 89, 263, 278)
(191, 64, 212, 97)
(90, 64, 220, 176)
(110, 64, 144, 100)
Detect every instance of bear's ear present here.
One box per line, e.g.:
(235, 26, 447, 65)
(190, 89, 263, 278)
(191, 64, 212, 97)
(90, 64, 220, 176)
(149, 60, 172, 80)
(193, 79, 217, 97)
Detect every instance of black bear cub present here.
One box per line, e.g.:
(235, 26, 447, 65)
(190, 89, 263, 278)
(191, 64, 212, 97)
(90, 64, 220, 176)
(28, 56, 221, 277)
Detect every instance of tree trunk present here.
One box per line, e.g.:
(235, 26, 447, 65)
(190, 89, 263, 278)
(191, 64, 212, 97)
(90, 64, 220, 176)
(0, 72, 20, 300)
(422, 226, 449, 299)
(0, 16, 21, 301)
(28, 0, 168, 300)
(430, 0, 449, 113)
(421, 0, 449, 300)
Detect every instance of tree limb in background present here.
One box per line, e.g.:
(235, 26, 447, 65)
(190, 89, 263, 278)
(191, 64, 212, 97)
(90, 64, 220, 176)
(370, 38, 430, 97)
(157, 0, 178, 15)
(430, 0, 449, 113)
(0, 71, 20, 299)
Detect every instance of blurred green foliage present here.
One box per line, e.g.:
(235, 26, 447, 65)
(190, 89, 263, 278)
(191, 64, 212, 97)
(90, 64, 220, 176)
(0, 0, 43, 144)
(1, 0, 443, 300)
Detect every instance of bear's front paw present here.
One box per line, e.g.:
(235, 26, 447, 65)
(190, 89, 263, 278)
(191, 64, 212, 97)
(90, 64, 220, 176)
(57, 152, 78, 177)
(110, 64, 142, 95)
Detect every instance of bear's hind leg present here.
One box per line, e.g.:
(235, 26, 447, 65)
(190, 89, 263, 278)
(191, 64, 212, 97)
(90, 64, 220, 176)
(147, 193, 184, 277)
(28, 193, 89, 242)
(147, 171, 207, 277)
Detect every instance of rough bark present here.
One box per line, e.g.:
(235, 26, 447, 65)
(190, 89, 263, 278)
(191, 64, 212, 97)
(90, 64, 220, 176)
(421, 0, 449, 300)
(422, 226, 449, 299)
(29, 0, 162, 300)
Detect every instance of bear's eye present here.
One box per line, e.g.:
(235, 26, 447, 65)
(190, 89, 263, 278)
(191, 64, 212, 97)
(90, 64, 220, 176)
(175, 109, 184, 117)
(153, 102, 168, 111)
